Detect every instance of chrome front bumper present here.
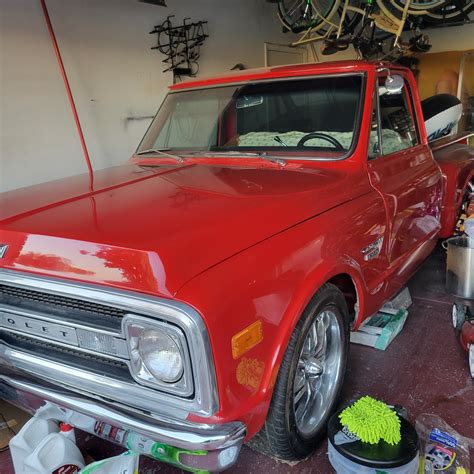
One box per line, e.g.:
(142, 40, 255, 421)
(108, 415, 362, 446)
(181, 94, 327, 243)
(0, 374, 246, 472)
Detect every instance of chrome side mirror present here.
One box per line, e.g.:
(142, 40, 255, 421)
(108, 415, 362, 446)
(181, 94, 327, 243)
(377, 67, 405, 95)
(384, 74, 404, 95)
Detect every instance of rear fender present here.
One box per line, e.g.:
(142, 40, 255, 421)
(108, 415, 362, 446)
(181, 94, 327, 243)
(434, 141, 474, 237)
(439, 171, 474, 238)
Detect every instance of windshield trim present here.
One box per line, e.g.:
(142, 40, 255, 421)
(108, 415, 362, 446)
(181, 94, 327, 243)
(166, 71, 366, 94)
(135, 72, 367, 162)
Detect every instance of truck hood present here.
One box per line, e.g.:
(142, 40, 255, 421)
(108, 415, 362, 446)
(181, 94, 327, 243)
(0, 163, 363, 297)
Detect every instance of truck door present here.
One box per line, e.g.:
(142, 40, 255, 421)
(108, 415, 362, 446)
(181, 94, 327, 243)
(367, 72, 443, 267)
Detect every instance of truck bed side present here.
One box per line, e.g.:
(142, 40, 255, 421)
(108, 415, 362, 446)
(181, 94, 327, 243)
(431, 133, 474, 238)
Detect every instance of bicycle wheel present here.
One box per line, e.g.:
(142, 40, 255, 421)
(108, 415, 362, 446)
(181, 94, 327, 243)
(425, 0, 473, 23)
(278, 0, 341, 33)
(389, 0, 446, 12)
(333, 0, 365, 37)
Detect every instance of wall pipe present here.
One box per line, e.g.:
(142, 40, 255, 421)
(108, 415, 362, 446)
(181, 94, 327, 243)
(40, 0, 94, 192)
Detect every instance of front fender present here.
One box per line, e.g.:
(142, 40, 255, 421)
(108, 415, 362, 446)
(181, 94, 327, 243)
(175, 192, 387, 438)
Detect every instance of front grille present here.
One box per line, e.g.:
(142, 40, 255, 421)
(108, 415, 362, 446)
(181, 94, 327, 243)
(0, 270, 215, 417)
(0, 282, 132, 381)
(0, 332, 132, 382)
(0, 284, 124, 332)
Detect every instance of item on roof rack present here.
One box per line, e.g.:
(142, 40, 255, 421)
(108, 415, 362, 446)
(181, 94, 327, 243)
(416, 414, 470, 473)
(328, 396, 419, 474)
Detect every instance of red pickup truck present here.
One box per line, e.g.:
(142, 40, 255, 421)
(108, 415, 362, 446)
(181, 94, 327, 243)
(0, 60, 473, 472)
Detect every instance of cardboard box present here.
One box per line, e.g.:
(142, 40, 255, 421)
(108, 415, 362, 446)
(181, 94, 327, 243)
(0, 402, 30, 450)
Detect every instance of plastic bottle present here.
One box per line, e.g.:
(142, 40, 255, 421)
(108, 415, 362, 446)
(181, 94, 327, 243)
(9, 417, 59, 474)
(23, 431, 85, 474)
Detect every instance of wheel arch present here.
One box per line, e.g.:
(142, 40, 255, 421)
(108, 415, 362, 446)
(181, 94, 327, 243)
(259, 261, 367, 400)
(326, 273, 359, 327)
(246, 264, 366, 438)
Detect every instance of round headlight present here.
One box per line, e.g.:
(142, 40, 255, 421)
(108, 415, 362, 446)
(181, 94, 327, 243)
(138, 329, 184, 383)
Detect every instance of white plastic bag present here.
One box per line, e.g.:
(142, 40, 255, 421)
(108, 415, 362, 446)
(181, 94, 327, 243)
(79, 450, 139, 474)
(415, 414, 470, 473)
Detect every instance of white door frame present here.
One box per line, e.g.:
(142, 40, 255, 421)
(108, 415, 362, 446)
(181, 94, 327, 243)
(264, 42, 309, 67)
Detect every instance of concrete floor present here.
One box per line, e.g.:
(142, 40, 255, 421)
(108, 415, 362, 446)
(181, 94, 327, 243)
(1, 245, 473, 473)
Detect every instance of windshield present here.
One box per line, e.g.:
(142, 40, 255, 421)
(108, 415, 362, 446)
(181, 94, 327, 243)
(137, 74, 363, 160)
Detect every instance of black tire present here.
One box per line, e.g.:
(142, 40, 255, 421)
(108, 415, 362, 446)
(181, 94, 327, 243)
(277, 0, 339, 34)
(424, 0, 473, 24)
(250, 283, 350, 460)
(389, 0, 446, 12)
(335, 0, 365, 37)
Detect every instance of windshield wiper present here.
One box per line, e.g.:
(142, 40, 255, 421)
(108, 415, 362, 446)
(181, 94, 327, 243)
(183, 150, 286, 166)
(183, 150, 260, 157)
(135, 148, 184, 163)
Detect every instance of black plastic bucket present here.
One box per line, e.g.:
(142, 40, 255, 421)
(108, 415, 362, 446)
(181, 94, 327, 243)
(327, 408, 419, 474)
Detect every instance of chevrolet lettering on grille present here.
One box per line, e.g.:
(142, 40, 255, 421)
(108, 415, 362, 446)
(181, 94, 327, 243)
(0, 311, 79, 345)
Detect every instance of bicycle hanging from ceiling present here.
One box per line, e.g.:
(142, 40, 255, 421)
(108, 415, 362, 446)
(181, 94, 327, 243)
(268, 0, 473, 61)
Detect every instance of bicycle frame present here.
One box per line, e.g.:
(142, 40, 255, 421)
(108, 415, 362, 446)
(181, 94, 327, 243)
(291, 0, 421, 48)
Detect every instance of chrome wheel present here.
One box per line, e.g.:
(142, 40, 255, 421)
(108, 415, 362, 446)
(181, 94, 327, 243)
(293, 309, 342, 437)
(250, 283, 348, 460)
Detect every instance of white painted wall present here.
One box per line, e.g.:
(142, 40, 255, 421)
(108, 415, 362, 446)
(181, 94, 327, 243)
(425, 22, 474, 53)
(1, 1, 472, 194)
(0, 0, 294, 192)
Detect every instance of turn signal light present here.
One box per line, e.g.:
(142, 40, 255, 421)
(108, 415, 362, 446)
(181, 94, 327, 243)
(231, 320, 263, 359)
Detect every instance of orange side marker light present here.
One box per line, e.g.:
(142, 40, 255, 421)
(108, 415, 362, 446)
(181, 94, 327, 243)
(231, 320, 263, 360)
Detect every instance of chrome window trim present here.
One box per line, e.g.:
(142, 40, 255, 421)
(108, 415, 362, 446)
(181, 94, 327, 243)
(135, 72, 367, 163)
(0, 269, 218, 417)
(166, 71, 366, 93)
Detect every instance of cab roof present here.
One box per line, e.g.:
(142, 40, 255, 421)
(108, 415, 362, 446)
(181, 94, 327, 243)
(169, 60, 393, 91)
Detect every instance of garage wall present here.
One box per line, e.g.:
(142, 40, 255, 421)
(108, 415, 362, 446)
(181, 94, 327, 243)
(0, 0, 294, 192)
(2, 2, 472, 194)
(427, 22, 474, 53)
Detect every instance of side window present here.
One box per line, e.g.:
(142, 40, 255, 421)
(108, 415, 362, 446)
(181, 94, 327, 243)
(378, 77, 419, 155)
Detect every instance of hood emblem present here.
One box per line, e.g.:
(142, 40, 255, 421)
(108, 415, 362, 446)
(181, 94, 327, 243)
(0, 244, 9, 258)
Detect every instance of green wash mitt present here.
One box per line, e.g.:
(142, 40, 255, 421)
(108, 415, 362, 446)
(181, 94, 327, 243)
(339, 396, 401, 445)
